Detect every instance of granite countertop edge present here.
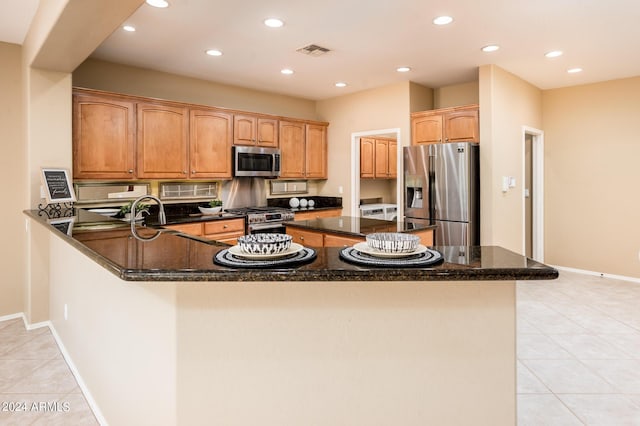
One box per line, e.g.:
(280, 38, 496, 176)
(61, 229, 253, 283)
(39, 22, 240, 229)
(25, 210, 559, 283)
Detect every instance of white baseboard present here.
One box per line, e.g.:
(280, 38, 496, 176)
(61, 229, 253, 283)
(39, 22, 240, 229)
(0, 313, 108, 426)
(554, 265, 640, 284)
(0, 312, 24, 322)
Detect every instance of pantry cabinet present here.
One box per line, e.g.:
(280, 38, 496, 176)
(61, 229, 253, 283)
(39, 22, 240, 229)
(411, 104, 479, 145)
(73, 93, 136, 180)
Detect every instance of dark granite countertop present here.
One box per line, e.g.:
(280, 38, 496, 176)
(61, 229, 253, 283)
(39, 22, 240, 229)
(25, 209, 558, 282)
(285, 216, 437, 237)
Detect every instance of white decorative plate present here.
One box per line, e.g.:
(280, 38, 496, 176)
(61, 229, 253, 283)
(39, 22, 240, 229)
(353, 242, 428, 258)
(228, 242, 304, 260)
(88, 208, 120, 217)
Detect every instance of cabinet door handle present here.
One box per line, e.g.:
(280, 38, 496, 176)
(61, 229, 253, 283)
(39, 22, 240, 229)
(192, 170, 196, 174)
(128, 169, 133, 173)
(223, 225, 228, 228)
(300, 236, 304, 241)
(183, 170, 188, 174)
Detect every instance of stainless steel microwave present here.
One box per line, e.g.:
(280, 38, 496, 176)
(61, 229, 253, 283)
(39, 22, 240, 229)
(233, 146, 281, 178)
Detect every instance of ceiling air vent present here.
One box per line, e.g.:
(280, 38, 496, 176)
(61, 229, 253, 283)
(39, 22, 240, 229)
(296, 44, 331, 57)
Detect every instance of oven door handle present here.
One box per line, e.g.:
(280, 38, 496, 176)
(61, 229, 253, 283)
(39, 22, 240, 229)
(249, 222, 285, 232)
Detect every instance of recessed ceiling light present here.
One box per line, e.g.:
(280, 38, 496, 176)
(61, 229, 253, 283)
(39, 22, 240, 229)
(122, 25, 136, 32)
(264, 18, 284, 28)
(281, 69, 294, 75)
(545, 50, 563, 58)
(396, 67, 411, 73)
(433, 16, 453, 25)
(146, 0, 169, 8)
(335, 82, 347, 88)
(481, 45, 500, 52)
(205, 49, 223, 57)
(567, 68, 583, 74)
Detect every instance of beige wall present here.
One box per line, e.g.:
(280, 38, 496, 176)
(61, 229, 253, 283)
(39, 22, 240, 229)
(479, 65, 542, 253)
(0, 42, 26, 317)
(316, 82, 413, 215)
(73, 58, 318, 120)
(543, 77, 640, 277)
(409, 81, 434, 112)
(434, 81, 480, 109)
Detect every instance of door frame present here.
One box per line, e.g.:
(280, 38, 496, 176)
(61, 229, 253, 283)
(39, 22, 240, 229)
(350, 128, 402, 217)
(521, 126, 544, 262)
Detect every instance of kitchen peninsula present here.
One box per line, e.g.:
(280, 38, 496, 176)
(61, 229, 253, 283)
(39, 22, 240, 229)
(26, 209, 557, 426)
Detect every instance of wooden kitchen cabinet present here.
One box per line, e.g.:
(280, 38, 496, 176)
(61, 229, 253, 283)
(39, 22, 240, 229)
(203, 218, 245, 244)
(323, 233, 364, 248)
(189, 109, 233, 179)
(360, 138, 375, 178)
(411, 104, 479, 145)
(137, 102, 189, 179)
(286, 227, 324, 247)
(279, 121, 306, 178)
(360, 137, 396, 179)
(73, 93, 136, 180)
(294, 208, 342, 221)
(305, 124, 327, 179)
(280, 121, 328, 179)
(165, 218, 245, 244)
(374, 138, 397, 178)
(164, 222, 203, 237)
(233, 114, 278, 147)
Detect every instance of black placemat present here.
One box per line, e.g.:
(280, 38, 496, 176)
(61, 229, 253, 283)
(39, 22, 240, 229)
(214, 247, 317, 269)
(339, 246, 443, 268)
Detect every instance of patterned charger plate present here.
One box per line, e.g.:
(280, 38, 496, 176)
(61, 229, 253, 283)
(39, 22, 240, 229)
(340, 246, 443, 268)
(214, 246, 316, 269)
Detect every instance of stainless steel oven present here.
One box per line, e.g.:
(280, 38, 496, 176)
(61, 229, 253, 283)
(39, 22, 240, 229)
(225, 207, 294, 234)
(248, 222, 287, 234)
(233, 146, 281, 178)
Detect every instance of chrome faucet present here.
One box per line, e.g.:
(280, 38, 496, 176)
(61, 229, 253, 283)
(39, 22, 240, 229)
(130, 195, 166, 234)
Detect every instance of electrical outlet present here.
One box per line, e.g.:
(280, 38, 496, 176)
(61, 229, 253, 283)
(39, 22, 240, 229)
(64, 304, 68, 321)
(338, 186, 343, 194)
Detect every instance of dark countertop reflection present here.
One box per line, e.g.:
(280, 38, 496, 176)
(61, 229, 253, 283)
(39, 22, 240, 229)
(25, 208, 558, 283)
(285, 216, 437, 237)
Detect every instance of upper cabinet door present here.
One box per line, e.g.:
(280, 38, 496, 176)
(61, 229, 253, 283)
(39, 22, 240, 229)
(73, 94, 135, 180)
(360, 138, 375, 178)
(374, 139, 390, 178)
(136, 103, 189, 179)
(189, 109, 233, 179)
(412, 114, 443, 144)
(279, 121, 306, 178)
(444, 109, 479, 143)
(305, 124, 327, 179)
(233, 114, 256, 146)
(257, 118, 278, 147)
(388, 140, 397, 178)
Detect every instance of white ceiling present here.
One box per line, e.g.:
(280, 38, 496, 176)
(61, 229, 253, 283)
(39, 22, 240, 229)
(5, 0, 640, 100)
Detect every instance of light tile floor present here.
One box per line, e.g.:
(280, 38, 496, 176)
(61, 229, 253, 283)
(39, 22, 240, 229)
(1, 270, 639, 425)
(0, 319, 98, 425)
(518, 270, 640, 425)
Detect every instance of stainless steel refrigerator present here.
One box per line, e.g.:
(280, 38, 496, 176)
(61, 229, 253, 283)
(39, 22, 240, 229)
(404, 143, 479, 246)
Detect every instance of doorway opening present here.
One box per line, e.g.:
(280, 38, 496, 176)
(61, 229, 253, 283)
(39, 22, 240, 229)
(522, 126, 544, 262)
(350, 128, 403, 218)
